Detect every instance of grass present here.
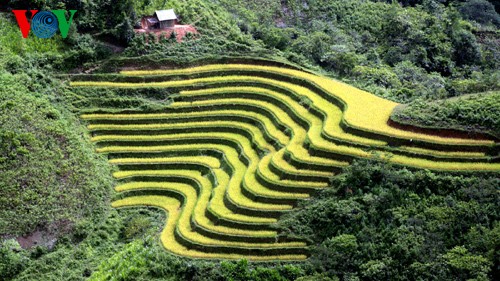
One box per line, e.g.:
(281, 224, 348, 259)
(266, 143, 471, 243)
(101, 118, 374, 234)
(399, 146, 487, 158)
(168, 95, 495, 170)
(83, 109, 290, 146)
(112, 165, 293, 213)
(170, 97, 348, 166)
(112, 196, 307, 260)
(99, 140, 316, 199)
(112, 168, 276, 224)
(391, 91, 500, 139)
(73, 62, 499, 260)
(114, 171, 303, 249)
(85, 88, 498, 175)
(84, 110, 332, 177)
(109, 156, 221, 168)
(88, 116, 341, 187)
(117, 64, 495, 146)
(92, 122, 339, 190)
(115, 181, 277, 237)
(179, 84, 385, 147)
(78, 75, 494, 158)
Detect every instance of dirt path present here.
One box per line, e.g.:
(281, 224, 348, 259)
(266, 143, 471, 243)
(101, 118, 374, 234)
(135, 25, 198, 42)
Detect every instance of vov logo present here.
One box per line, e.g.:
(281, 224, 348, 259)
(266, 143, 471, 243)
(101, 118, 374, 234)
(12, 10, 77, 39)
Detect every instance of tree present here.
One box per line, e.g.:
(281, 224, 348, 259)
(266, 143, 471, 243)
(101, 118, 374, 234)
(459, 0, 500, 27)
(443, 246, 492, 280)
(452, 29, 482, 66)
(321, 47, 361, 76)
(313, 234, 360, 278)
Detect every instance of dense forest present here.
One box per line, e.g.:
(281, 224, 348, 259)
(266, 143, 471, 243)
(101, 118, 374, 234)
(0, 0, 499, 280)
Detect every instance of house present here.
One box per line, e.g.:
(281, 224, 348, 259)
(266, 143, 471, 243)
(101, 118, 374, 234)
(141, 9, 177, 30)
(141, 16, 159, 29)
(135, 8, 198, 42)
(155, 9, 177, 28)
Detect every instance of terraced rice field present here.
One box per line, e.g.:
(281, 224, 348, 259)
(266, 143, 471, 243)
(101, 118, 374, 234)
(72, 63, 500, 261)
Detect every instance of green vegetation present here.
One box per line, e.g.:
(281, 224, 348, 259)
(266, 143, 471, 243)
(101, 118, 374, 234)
(392, 91, 500, 138)
(0, 71, 112, 236)
(1, 0, 499, 280)
(122, 0, 500, 105)
(277, 159, 499, 280)
(68, 61, 498, 267)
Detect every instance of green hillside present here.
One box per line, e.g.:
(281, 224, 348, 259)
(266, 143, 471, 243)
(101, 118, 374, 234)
(392, 91, 500, 138)
(1, 1, 499, 280)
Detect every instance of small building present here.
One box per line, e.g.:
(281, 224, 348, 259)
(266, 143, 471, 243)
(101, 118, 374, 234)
(141, 9, 178, 30)
(141, 16, 159, 29)
(155, 9, 177, 28)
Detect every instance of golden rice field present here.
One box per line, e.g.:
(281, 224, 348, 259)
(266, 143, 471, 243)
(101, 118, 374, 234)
(72, 62, 499, 261)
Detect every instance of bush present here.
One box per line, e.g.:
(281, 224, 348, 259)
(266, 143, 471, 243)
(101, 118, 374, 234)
(0, 239, 28, 279)
(391, 90, 500, 137)
(321, 47, 361, 76)
(449, 71, 500, 95)
(123, 216, 151, 239)
(443, 246, 492, 280)
(353, 65, 401, 89)
(278, 160, 500, 279)
(255, 27, 293, 50)
(393, 61, 448, 100)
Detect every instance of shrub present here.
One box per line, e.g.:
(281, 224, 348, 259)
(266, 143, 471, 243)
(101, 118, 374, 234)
(353, 65, 401, 89)
(0, 239, 28, 279)
(393, 61, 447, 101)
(321, 48, 361, 76)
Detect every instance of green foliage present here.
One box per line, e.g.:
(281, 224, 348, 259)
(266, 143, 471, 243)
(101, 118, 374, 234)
(125, 32, 277, 63)
(89, 229, 305, 281)
(0, 14, 63, 56)
(88, 239, 151, 280)
(393, 61, 448, 101)
(353, 65, 402, 89)
(122, 0, 281, 61)
(278, 159, 499, 280)
(218, 260, 304, 281)
(0, 240, 29, 279)
(0, 69, 113, 236)
(382, 4, 453, 73)
(2, 0, 500, 280)
(443, 246, 492, 280)
(122, 215, 151, 240)
(452, 29, 482, 66)
(11, 159, 498, 280)
(314, 235, 360, 277)
(449, 71, 500, 95)
(296, 274, 338, 281)
(133, 0, 251, 43)
(459, 0, 500, 26)
(254, 27, 293, 50)
(391, 91, 500, 137)
(200, 0, 499, 103)
(321, 49, 361, 76)
(12, 210, 126, 281)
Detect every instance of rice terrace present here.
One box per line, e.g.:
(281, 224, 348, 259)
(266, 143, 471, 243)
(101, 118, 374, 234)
(69, 60, 500, 261)
(2, 0, 500, 279)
